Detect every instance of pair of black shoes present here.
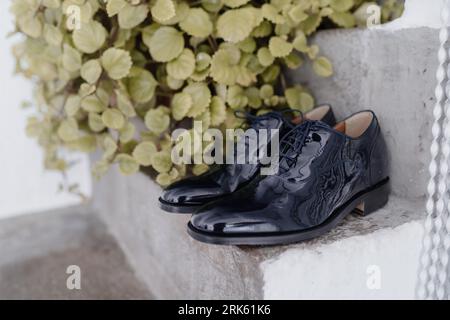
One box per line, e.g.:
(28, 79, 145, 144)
(159, 105, 390, 245)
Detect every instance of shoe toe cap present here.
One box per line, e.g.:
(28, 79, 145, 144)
(190, 209, 280, 234)
(161, 180, 222, 205)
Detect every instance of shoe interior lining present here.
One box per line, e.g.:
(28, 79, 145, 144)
(335, 112, 373, 138)
(292, 104, 330, 124)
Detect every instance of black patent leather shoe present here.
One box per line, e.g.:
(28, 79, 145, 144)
(159, 105, 336, 213)
(188, 110, 390, 245)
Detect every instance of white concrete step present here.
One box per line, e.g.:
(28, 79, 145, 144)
(0, 206, 152, 299)
(92, 168, 424, 299)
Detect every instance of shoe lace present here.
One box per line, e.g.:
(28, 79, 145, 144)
(278, 120, 329, 173)
(226, 111, 281, 167)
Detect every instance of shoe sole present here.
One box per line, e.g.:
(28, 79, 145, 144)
(187, 178, 390, 246)
(158, 198, 203, 214)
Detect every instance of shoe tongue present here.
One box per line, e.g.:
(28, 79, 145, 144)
(251, 116, 283, 130)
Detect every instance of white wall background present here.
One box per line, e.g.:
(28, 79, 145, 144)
(0, 1, 91, 219)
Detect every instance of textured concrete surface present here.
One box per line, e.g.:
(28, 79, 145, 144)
(0, 205, 97, 267)
(92, 165, 424, 299)
(93, 168, 265, 299)
(286, 27, 438, 199)
(262, 221, 423, 299)
(0, 206, 152, 300)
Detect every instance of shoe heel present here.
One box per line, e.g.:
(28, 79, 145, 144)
(353, 178, 390, 216)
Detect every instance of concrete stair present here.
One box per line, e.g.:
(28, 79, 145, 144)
(90, 25, 438, 299)
(0, 206, 152, 299)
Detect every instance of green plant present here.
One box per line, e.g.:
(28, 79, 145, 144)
(11, 0, 403, 190)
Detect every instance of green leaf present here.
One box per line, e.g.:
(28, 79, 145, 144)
(127, 68, 158, 103)
(79, 83, 96, 98)
(62, 44, 82, 72)
(158, 1, 190, 25)
(166, 76, 184, 90)
(64, 95, 81, 117)
(217, 8, 262, 43)
(237, 37, 256, 53)
(132, 141, 157, 166)
(73, 21, 107, 54)
(261, 4, 285, 24)
(156, 171, 176, 186)
(183, 83, 212, 117)
(103, 136, 118, 158)
(210, 47, 241, 85)
(102, 109, 126, 129)
(81, 59, 102, 84)
(115, 89, 136, 117)
(101, 48, 132, 80)
(42, 0, 60, 9)
(285, 87, 315, 111)
(58, 118, 79, 142)
(67, 135, 97, 152)
(227, 85, 248, 109)
(119, 122, 135, 143)
(270, 0, 291, 11)
(118, 3, 149, 29)
(329, 11, 356, 28)
(116, 154, 140, 175)
(151, 151, 173, 173)
(151, 0, 176, 22)
(269, 37, 293, 57)
(195, 52, 212, 71)
(261, 64, 280, 83)
(81, 94, 107, 113)
(307, 45, 320, 60)
(299, 14, 322, 35)
(148, 27, 185, 62)
(106, 0, 127, 17)
(179, 8, 213, 38)
(145, 106, 171, 134)
(210, 96, 226, 126)
(166, 49, 196, 80)
(284, 53, 304, 69)
(257, 47, 274, 67)
(88, 112, 106, 132)
(245, 87, 262, 109)
(260, 84, 274, 99)
(222, 0, 250, 8)
(313, 56, 334, 77)
(330, 0, 354, 12)
(288, 5, 308, 24)
(18, 15, 42, 38)
(251, 20, 272, 38)
(44, 24, 63, 46)
(293, 32, 308, 52)
(171, 92, 193, 121)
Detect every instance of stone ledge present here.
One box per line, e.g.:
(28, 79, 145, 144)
(262, 219, 423, 299)
(0, 204, 97, 267)
(92, 167, 424, 299)
(0, 205, 151, 299)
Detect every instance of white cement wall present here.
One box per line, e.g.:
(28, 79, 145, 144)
(383, 0, 449, 30)
(0, 1, 91, 219)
